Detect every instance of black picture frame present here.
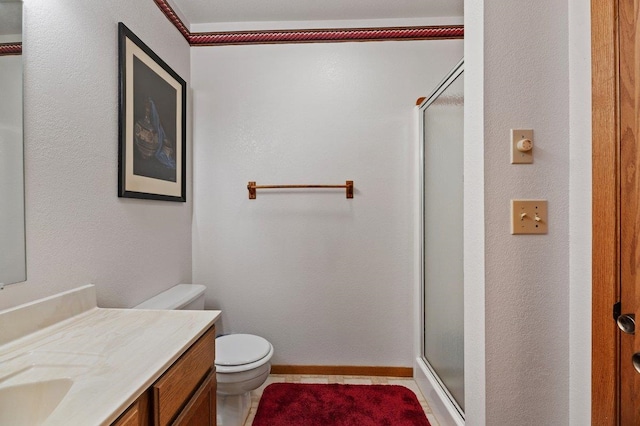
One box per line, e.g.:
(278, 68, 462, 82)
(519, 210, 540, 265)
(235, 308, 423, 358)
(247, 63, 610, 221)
(118, 22, 186, 202)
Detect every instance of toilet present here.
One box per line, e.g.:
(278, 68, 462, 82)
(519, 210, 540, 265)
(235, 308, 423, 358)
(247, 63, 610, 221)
(134, 284, 274, 426)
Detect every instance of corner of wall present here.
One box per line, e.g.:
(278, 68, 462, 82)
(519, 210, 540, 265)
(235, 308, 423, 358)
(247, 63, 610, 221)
(463, 0, 486, 424)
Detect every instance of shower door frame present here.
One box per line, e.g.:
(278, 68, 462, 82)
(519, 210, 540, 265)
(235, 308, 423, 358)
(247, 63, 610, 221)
(415, 58, 465, 426)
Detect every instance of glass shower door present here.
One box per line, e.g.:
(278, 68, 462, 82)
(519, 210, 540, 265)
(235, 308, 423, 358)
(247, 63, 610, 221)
(420, 60, 464, 415)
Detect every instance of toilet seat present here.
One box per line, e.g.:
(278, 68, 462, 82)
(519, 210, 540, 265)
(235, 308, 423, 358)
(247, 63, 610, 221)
(216, 334, 273, 374)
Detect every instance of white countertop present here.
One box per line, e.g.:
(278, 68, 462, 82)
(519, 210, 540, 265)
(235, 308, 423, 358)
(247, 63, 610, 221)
(0, 285, 221, 425)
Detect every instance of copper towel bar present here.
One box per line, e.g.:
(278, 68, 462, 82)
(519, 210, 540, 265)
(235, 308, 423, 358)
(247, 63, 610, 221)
(247, 181, 354, 199)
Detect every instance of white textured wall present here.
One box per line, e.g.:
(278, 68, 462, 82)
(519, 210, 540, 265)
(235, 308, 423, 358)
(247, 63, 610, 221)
(0, 0, 192, 310)
(463, 0, 485, 422)
(466, 0, 574, 424)
(191, 39, 463, 366)
(485, 1, 570, 422)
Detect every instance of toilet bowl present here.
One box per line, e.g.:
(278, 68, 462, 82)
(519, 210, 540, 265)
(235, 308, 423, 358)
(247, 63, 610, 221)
(133, 284, 274, 426)
(215, 334, 273, 425)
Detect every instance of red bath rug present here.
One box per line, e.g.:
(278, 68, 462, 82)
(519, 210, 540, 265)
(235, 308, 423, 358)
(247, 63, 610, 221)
(252, 383, 431, 426)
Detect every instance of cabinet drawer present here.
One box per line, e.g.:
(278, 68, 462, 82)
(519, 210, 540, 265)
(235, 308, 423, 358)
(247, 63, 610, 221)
(153, 326, 215, 426)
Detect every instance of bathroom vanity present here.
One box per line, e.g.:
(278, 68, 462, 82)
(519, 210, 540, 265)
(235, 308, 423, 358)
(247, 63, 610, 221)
(113, 326, 216, 426)
(0, 285, 221, 425)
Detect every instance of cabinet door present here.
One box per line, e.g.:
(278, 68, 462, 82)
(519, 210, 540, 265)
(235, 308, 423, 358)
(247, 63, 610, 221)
(112, 391, 150, 426)
(172, 369, 216, 426)
(154, 327, 216, 425)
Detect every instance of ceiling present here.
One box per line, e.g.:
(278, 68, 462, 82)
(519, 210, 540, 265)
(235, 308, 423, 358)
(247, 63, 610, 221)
(170, 0, 463, 26)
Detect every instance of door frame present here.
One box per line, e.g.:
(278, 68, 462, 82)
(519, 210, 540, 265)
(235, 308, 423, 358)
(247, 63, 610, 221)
(592, 0, 620, 424)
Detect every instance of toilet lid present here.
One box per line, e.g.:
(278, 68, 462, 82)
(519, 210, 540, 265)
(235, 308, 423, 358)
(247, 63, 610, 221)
(216, 334, 272, 366)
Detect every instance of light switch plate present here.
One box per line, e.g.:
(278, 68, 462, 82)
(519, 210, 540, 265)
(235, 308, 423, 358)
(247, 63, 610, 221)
(511, 129, 534, 164)
(511, 199, 548, 234)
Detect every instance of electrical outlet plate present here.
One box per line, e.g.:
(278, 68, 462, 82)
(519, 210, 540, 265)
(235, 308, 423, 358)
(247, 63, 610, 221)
(511, 199, 548, 234)
(511, 129, 534, 164)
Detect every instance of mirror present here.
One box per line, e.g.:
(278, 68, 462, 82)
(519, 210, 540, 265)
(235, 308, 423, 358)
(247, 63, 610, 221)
(0, 0, 25, 286)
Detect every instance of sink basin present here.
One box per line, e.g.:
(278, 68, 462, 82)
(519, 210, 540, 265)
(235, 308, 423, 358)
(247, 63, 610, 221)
(0, 378, 73, 425)
(0, 350, 104, 424)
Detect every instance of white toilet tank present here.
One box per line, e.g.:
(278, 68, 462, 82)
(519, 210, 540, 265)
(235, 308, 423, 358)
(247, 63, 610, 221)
(134, 284, 206, 310)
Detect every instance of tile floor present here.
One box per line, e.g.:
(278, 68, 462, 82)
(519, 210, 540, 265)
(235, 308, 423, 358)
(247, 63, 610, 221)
(243, 374, 441, 426)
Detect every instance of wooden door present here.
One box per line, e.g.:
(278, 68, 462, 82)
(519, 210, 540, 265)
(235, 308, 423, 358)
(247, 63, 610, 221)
(593, 0, 640, 424)
(619, 0, 640, 423)
(592, 0, 619, 423)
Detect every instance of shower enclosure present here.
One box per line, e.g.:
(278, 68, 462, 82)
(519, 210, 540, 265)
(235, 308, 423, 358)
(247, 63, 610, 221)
(416, 59, 464, 424)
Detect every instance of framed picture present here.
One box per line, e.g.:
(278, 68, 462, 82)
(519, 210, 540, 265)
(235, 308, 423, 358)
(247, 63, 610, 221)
(118, 22, 186, 202)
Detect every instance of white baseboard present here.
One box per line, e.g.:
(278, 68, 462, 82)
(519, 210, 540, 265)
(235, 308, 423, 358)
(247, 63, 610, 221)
(414, 357, 464, 426)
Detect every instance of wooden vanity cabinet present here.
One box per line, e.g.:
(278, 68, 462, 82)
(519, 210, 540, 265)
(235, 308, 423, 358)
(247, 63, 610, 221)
(172, 369, 216, 426)
(153, 326, 216, 425)
(112, 325, 216, 426)
(112, 392, 150, 426)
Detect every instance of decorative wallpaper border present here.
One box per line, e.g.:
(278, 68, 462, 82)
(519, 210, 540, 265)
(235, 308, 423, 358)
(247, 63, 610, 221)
(189, 26, 464, 46)
(0, 42, 22, 56)
(153, 0, 463, 46)
(153, 0, 190, 41)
